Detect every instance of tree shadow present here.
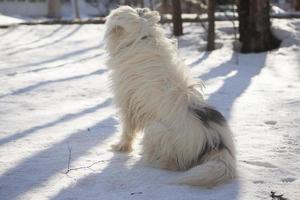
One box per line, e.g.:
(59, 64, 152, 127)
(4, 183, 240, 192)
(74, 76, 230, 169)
(3, 43, 103, 75)
(0, 26, 35, 49)
(0, 68, 107, 99)
(177, 23, 207, 49)
(189, 51, 211, 67)
(51, 144, 240, 200)
(0, 115, 118, 200)
(0, 98, 112, 146)
(7, 25, 82, 56)
(18, 52, 104, 75)
(200, 52, 267, 119)
(50, 152, 158, 200)
(3, 25, 64, 51)
(0, 26, 17, 37)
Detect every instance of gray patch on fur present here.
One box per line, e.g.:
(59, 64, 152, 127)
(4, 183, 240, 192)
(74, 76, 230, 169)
(191, 106, 226, 126)
(190, 106, 230, 159)
(198, 136, 225, 160)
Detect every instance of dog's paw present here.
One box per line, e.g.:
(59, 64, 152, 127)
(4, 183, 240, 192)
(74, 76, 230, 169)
(111, 142, 132, 152)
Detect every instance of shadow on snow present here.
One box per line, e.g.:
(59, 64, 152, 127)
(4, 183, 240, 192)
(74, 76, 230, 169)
(6, 25, 82, 56)
(0, 98, 112, 146)
(0, 104, 117, 200)
(199, 52, 267, 119)
(0, 69, 107, 99)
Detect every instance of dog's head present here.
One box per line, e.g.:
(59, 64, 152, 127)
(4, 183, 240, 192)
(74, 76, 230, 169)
(104, 6, 160, 54)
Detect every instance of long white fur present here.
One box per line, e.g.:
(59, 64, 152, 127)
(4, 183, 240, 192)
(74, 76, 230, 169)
(104, 6, 236, 187)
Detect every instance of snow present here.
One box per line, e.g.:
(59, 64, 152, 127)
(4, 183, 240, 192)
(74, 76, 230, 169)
(271, 5, 286, 14)
(0, 13, 26, 25)
(0, 19, 300, 200)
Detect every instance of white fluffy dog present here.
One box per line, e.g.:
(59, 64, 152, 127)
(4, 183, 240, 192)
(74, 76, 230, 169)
(104, 6, 236, 187)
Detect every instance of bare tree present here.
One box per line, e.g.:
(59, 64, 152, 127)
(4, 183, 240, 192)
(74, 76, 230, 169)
(141, 0, 144, 8)
(86, 0, 112, 16)
(238, 0, 280, 53)
(149, 0, 154, 9)
(73, 0, 81, 19)
(86, 0, 103, 16)
(161, 0, 169, 13)
(48, 0, 61, 18)
(124, 0, 139, 6)
(294, 0, 300, 11)
(172, 0, 183, 36)
(207, 0, 215, 51)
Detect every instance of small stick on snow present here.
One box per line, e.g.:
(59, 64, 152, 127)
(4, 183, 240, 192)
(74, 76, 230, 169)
(63, 144, 106, 175)
(64, 160, 106, 174)
(64, 143, 72, 174)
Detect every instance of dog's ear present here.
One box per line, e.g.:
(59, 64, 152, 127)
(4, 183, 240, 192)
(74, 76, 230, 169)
(104, 23, 126, 54)
(107, 25, 125, 38)
(104, 18, 126, 40)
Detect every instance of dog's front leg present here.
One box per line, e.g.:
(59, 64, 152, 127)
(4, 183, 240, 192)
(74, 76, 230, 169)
(112, 122, 137, 152)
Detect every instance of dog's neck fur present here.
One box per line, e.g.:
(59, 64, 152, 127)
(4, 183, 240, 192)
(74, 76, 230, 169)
(121, 34, 150, 52)
(107, 24, 203, 106)
(106, 27, 156, 56)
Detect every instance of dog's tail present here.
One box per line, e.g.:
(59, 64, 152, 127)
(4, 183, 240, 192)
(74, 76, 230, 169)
(175, 106, 236, 187)
(175, 147, 235, 187)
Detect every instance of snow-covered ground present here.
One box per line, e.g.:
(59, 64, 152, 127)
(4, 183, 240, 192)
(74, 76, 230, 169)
(0, 13, 26, 25)
(0, 19, 299, 200)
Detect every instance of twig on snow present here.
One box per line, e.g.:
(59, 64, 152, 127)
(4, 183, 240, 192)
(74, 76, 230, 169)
(66, 143, 72, 174)
(63, 144, 106, 175)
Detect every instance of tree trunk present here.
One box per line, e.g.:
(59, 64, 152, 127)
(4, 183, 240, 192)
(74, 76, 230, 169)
(149, 0, 153, 10)
(238, 0, 281, 53)
(141, 0, 144, 8)
(73, 0, 81, 19)
(161, 0, 169, 14)
(294, 0, 300, 11)
(48, 0, 61, 18)
(186, 1, 192, 13)
(172, 0, 183, 36)
(132, 0, 139, 6)
(125, 0, 131, 5)
(207, 0, 215, 51)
